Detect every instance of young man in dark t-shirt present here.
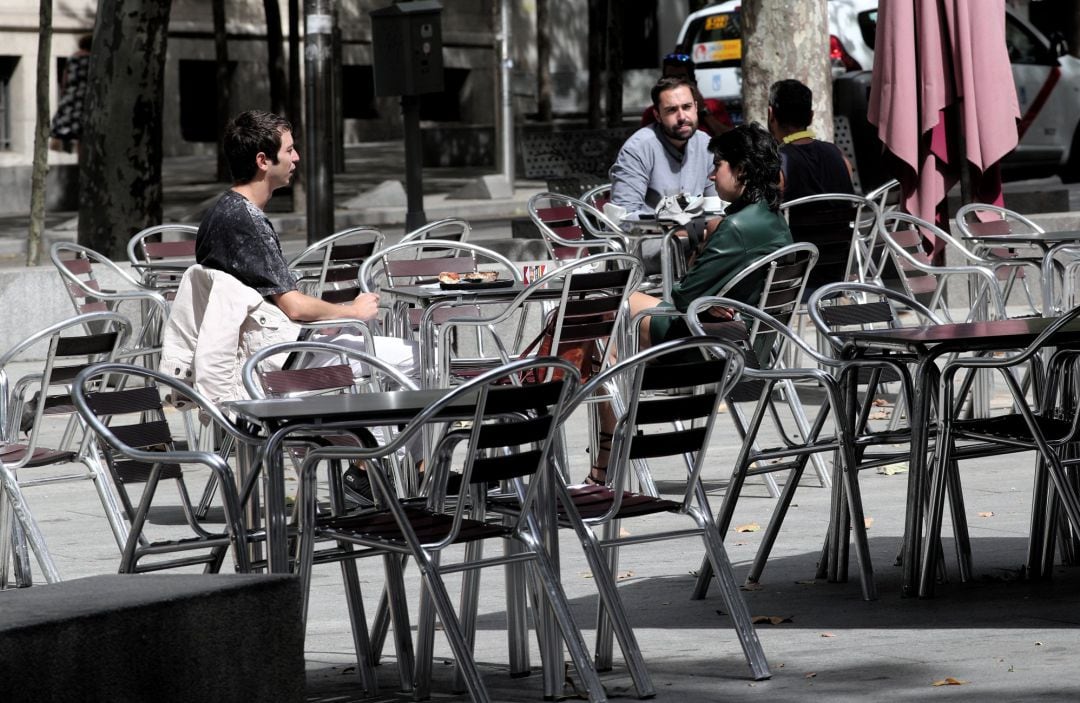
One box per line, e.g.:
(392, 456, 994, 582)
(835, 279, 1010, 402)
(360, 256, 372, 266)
(197, 110, 380, 324)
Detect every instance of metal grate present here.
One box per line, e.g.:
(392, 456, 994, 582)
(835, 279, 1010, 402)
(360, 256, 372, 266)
(0, 56, 18, 151)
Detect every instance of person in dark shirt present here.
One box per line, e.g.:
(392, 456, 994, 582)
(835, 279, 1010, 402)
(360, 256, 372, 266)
(197, 110, 379, 324)
(767, 79, 854, 200)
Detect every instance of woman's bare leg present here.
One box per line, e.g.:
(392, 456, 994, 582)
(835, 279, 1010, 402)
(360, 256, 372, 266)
(588, 291, 662, 484)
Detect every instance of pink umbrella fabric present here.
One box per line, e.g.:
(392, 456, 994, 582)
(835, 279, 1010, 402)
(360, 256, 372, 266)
(869, 0, 1020, 234)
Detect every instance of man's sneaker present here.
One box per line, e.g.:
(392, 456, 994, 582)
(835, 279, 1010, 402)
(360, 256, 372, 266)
(342, 463, 374, 507)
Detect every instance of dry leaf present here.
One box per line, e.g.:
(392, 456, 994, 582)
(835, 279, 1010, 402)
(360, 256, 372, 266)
(740, 582, 764, 591)
(931, 677, 969, 686)
(805, 672, 817, 679)
(978, 511, 994, 518)
(877, 462, 909, 476)
(795, 579, 817, 585)
(872, 398, 889, 406)
(820, 632, 835, 638)
(864, 517, 874, 529)
(751, 615, 792, 625)
(868, 411, 891, 420)
(619, 527, 632, 538)
(616, 570, 633, 580)
(735, 522, 761, 533)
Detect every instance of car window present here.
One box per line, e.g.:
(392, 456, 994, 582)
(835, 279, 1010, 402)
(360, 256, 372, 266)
(858, 10, 877, 51)
(690, 11, 743, 68)
(1006, 13, 1051, 65)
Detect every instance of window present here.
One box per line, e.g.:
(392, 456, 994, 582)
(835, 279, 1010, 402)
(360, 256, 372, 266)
(0, 56, 17, 150)
(341, 65, 378, 119)
(179, 59, 233, 142)
(419, 68, 469, 122)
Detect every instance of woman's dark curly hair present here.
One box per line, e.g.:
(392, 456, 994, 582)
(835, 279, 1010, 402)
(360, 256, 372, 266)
(707, 122, 782, 211)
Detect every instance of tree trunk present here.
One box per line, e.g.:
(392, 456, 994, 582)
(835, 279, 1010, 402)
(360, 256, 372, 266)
(587, 0, 606, 128)
(536, 0, 552, 121)
(28, 0, 53, 266)
(741, 0, 833, 140)
(264, 0, 287, 115)
(213, 0, 231, 182)
(604, 0, 624, 127)
(78, 0, 172, 259)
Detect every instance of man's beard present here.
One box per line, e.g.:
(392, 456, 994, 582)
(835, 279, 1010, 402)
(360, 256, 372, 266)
(659, 118, 695, 143)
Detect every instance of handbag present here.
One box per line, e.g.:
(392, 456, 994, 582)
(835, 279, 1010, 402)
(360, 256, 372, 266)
(518, 309, 603, 384)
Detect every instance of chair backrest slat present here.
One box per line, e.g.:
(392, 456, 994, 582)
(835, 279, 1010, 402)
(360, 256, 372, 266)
(85, 386, 164, 416)
(142, 240, 196, 259)
(108, 420, 173, 449)
(259, 364, 356, 395)
(56, 331, 121, 357)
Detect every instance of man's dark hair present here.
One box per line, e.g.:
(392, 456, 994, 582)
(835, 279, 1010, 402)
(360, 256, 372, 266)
(661, 52, 696, 83)
(651, 76, 694, 109)
(769, 79, 813, 130)
(708, 122, 782, 210)
(223, 110, 292, 184)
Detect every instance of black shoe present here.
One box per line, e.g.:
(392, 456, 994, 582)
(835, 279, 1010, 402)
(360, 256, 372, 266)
(342, 463, 374, 506)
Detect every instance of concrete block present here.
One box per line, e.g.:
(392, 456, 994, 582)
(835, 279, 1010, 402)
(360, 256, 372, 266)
(342, 179, 407, 210)
(0, 574, 304, 703)
(446, 174, 513, 201)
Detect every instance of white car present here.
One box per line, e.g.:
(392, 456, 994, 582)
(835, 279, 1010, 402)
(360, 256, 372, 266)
(674, 0, 1080, 182)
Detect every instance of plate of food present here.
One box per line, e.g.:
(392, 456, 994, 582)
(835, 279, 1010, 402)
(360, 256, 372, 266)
(438, 270, 514, 290)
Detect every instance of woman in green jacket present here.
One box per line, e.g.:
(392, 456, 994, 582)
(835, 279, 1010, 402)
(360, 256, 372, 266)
(587, 122, 793, 485)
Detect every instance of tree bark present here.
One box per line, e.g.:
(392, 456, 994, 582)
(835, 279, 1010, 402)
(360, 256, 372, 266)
(28, 0, 52, 266)
(604, 0, 624, 127)
(587, 0, 606, 128)
(264, 0, 287, 115)
(78, 0, 172, 259)
(288, 0, 305, 212)
(213, 0, 231, 182)
(741, 0, 833, 140)
(536, 0, 552, 121)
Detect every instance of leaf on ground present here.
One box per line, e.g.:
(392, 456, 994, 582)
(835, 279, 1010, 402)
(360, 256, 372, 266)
(805, 672, 817, 679)
(740, 582, 764, 591)
(795, 579, 817, 585)
(619, 527, 632, 538)
(820, 632, 835, 638)
(864, 517, 874, 529)
(868, 411, 891, 420)
(877, 462, 909, 475)
(978, 511, 994, 518)
(931, 677, 969, 686)
(616, 570, 634, 580)
(735, 522, 761, 533)
(751, 615, 793, 625)
(872, 398, 889, 406)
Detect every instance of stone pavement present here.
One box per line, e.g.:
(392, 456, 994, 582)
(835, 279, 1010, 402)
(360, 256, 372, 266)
(4, 352, 1080, 702)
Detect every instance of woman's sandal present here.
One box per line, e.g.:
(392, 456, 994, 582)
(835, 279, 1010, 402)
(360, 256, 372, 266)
(584, 431, 614, 486)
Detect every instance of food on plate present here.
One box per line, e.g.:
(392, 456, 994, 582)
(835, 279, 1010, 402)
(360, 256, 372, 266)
(439, 270, 499, 284)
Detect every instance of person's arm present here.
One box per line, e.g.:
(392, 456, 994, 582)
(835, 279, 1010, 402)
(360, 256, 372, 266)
(272, 290, 380, 323)
(609, 140, 653, 227)
(670, 217, 748, 312)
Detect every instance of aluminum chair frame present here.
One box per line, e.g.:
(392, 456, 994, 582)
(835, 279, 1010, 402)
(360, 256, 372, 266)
(71, 362, 260, 575)
(545, 336, 772, 691)
(286, 226, 386, 300)
(292, 358, 608, 703)
(527, 191, 629, 261)
(680, 298, 878, 601)
(877, 211, 1039, 322)
(0, 311, 132, 587)
(125, 223, 199, 292)
(398, 217, 472, 247)
(954, 202, 1044, 313)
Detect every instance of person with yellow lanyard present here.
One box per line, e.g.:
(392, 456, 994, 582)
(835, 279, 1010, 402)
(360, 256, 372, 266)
(767, 79, 854, 200)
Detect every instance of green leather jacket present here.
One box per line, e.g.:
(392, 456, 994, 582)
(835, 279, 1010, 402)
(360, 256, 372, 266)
(651, 198, 793, 342)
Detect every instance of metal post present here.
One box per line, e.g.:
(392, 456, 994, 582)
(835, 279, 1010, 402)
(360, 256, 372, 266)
(402, 94, 427, 231)
(497, 0, 515, 185)
(304, 0, 334, 244)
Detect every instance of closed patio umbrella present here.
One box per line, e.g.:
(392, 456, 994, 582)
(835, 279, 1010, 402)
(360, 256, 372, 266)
(868, 0, 1020, 250)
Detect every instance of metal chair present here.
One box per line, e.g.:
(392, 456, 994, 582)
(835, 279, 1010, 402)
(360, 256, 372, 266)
(398, 217, 471, 247)
(50, 241, 170, 368)
(71, 362, 258, 575)
(0, 312, 132, 587)
(954, 203, 1043, 312)
(359, 238, 521, 344)
(924, 305, 1080, 596)
(1041, 242, 1080, 316)
(527, 191, 628, 262)
(781, 192, 880, 291)
(292, 358, 607, 702)
(681, 297, 878, 601)
(542, 336, 771, 693)
(125, 223, 198, 293)
(286, 226, 385, 302)
(877, 211, 1040, 322)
